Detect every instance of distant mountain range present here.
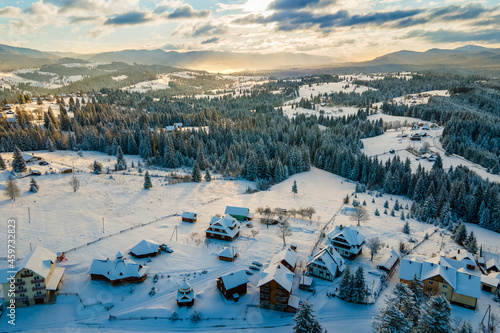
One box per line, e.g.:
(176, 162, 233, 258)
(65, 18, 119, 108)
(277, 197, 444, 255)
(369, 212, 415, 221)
(1, 43, 500, 74)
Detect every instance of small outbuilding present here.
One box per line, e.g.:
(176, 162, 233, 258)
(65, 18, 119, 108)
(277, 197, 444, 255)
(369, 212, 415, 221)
(181, 212, 197, 223)
(218, 247, 238, 262)
(177, 280, 195, 307)
(216, 270, 249, 300)
(129, 239, 161, 258)
(377, 249, 401, 274)
(225, 206, 254, 221)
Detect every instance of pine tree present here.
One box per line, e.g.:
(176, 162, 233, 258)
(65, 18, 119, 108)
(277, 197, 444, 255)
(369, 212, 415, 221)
(384, 200, 389, 208)
(292, 301, 324, 333)
(205, 169, 211, 182)
(46, 137, 56, 152)
(394, 199, 400, 211)
(116, 146, 127, 171)
(11, 146, 27, 173)
(454, 222, 468, 246)
(417, 295, 452, 333)
(338, 266, 352, 301)
(192, 161, 202, 182)
(465, 231, 478, 254)
(403, 221, 410, 234)
(351, 266, 367, 303)
(93, 160, 103, 174)
(401, 211, 406, 220)
(29, 177, 39, 193)
(375, 208, 380, 216)
(143, 171, 152, 189)
(408, 276, 424, 306)
(455, 321, 474, 333)
(372, 302, 411, 333)
(0, 154, 6, 169)
(292, 180, 298, 195)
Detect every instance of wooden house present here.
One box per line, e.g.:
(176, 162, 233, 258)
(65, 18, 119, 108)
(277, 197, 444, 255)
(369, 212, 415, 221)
(181, 212, 197, 223)
(218, 247, 238, 262)
(307, 245, 345, 281)
(129, 239, 161, 258)
(377, 249, 401, 274)
(326, 225, 365, 260)
(88, 252, 148, 286)
(258, 263, 297, 312)
(481, 272, 499, 294)
(21, 152, 42, 164)
(272, 245, 298, 273)
(216, 270, 249, 300)
(205, 214, 240, 241)
(224, 206, 254, 221)
(0, 246, 65, 307)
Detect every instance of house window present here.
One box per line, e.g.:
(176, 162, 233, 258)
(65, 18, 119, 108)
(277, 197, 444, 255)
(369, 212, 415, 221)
(35, 283, 41, 287)
(442, 292, 447, 296)
(443, 284, 447, 288)
(16, 278, 22, 283)
(428, 281, 433, 285)
(34, 276, 40, 281)
(18, 286, 23, 290)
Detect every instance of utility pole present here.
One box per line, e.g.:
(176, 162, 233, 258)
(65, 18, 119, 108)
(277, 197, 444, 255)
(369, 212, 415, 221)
(102, 217, 105, 233)
(28, 207, 31, 224)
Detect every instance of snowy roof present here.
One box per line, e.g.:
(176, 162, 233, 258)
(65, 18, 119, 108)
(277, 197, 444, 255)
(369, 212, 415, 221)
(220, 270, 249, 290)
(182, 212, 196, 219)
(15, 246, 56, 280)
(257, 263, 294, 292)
(422, 259, 456, 289)
(165, 126, 175, 131)
(21, 152, 38, 161)
(272, 246, 298, 268)
(327, 225, 366, 247)
(455, 269, 481, 299)
(486, 258, 499, 271)
(300, 275, 313, 286)
(288, 295, 300, 309)
(207, 214, 240, 238)
(219, 247, 237, 259)
(481, 272, 500, 287)
(88, 253, 148, 281)
(129, 239, 160, 256)
(450, 250, 476, 266)
(377, 249, 400, 271)
(45, 267, 65, 290)
(225, 206, 249, 217)
(398, 256, 423, 281)
(307, 245, 345, 276)
(177, 281, 194, 302)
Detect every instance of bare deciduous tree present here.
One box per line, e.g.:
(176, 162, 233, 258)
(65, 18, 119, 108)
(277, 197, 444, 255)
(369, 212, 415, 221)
(366, 237, 383, 261)
(5, 176, 20, 201)
(349, 206, 369, 226)
(277, 219, 292, 245)
(69, 174, 80, 192)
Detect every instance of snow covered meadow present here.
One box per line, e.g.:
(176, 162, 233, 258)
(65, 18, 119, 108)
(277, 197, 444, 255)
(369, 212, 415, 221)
(0, 150, 499, 332)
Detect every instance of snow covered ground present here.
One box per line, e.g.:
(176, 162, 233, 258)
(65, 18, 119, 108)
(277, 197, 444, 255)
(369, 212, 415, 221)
(0, 151, 499, 332)
(121, 75, 171, 92)
(282, 105, 361, 119)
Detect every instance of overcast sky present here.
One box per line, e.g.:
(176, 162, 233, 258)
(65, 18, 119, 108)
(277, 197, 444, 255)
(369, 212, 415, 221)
(0, 0, 499, 61)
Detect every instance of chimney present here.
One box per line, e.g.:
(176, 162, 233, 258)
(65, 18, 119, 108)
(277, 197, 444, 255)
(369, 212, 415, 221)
(458, 249, 460, 253)
(339, 225, 343, 230)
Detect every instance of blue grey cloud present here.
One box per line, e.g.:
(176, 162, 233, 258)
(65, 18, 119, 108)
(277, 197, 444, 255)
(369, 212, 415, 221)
(407, 29, 500, 43)
(104, 11, 152, 26)
(167, 5, 210, 19)
(268, 0, 334, 11)
(201, 37, 221, 44)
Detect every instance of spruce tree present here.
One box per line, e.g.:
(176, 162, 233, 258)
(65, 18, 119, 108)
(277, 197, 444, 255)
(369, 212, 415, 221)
(116, 146, 127, 171)
(292, 301, 324, 333)
(401, 211, 406, 220)
(192, 161, 202, 182)
(384, 200, 389, 208)
(454, 222, 468, 246)
(375, 208, 380, 216)
(93, 160, 103, 174)
(408, 276, 424, 306)
(292, 180, 298, 195)
(455, 321, 474, 333)
(0, 154, 6, 169)
(403, 221, 410, 234)
(351, 266, 367, 303)
(465, 231, 478, 254)
(11, 146, 27, 173)
(205, 169, 211, 182)
(338, 266, 352, 301)
(372, 302, 411, 333)
(143, 171, 152, 189)
(29, 177, 39, 193)
(417, 295, 452, 333)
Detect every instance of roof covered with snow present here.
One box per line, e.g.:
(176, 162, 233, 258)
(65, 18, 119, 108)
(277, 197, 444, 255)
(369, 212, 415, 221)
(5, 246, 57, 282)
(225, 206, 249, 217)
(450, 250, 477, 266)
(377, 249, 400, 271)
(220, 270, 249, 290)
(486, 258, 499, 270)
(307, 245, 345, 275)
(258, 263, 294, 291)
(182, 212, 196, 219)
(218, 247, 237, 259)
(481, 272, 500, 287)
(455, 268, 481, 299)
(207, 214, 240, 238)
(272, 246, 298, 268)
(88, 253, 148, 281)
(327, 225, 366, 247)
(399, 256, 423, 281)
(129, 239, 160, 256)
(46, 267, 65, 290)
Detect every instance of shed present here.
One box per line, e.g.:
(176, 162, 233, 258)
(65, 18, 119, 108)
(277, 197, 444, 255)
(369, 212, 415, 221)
(216, 270, 249, 300)
(377, 249, 401, 273)
(129, 239, 161, 258)
(181, 212, 197, 223)
(218, 247, 238, 262)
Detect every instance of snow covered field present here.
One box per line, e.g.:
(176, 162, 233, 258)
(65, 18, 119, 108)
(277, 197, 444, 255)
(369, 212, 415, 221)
(0, 151, 499, 332)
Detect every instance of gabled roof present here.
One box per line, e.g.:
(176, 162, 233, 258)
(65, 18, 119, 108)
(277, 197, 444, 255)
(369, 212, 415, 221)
(377, 249, 400, 271)
(182, 212, 196, 219)
(207, 214, 239, 238)
(455, 268, 481, 299)
(219, 247, 237, 259)
(481, 272, 500, 288)
(399, 256, 423, 281)
(421, 259, 456, 289)
(257, 263, 294, 292)
(272, 246, 298, 268)
(5, 246, 57, 281)
(88, 253, 148, 281)
(327, 225, 366, 247)
(307, 245, 345, 275)
(129, 239, 160, 256)
(220, 270, 249, 290)
(450, 250, 476, 266)
(225, 206, 249, 217)
(486, 258, 499, 271)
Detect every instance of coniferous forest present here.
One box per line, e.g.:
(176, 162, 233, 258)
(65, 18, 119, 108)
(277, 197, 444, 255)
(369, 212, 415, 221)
(1, 73, 499, 233)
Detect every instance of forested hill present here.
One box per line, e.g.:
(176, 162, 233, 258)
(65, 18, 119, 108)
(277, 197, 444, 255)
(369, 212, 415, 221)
(0, 73, 498, 233)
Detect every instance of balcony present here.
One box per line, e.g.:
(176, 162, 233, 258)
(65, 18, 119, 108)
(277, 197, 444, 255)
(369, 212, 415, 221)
(31, 278, 44, 284)
(14, 281, 25, 286)
(34, 293, 46, 299)
(15, 288, 27, 293)
(20, 272, 33, 278)
(15, 296, 28, 302)
(32, 286, 45, 291)
(332, 242, 351, 250)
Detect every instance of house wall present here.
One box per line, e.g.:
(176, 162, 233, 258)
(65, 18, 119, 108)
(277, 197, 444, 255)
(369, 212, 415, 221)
(451, 293, 477, 309)
(2, 267, 54, 307)
(182, 217, 196, 223)
(90, 274, 147, 286)
(307, 263, 334, 281)
(259, 280, 290, 312)
(481, 282, 497, 294)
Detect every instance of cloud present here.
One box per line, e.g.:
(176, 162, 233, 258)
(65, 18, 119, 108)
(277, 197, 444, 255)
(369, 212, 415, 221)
(166, 5, 210, 19)
(0, 6, 22, 17)
(9, 1, 59, 35)
(201, 37, 221, 44)
(154, 0, 184, 14)
(407, 29, 500, 43)
(68, 16, 100, 24)
(268, 0, 334, 10)
(173, 22, 228, 37)
(104, 11, 153, 26)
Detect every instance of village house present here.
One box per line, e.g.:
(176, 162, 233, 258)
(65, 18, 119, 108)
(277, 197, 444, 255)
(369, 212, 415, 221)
(218, 247, 238, 262)
(88, 251, 148, 286)
(205, 214, 240, 241)
(486, 258, 499, 273)
(21, 152, 42, 164)
(377, 249, 401, 275)
(326, 225, 366, 259)
(410, 133, 422, 141)
(481, 272, 499, 294)
(181, 211, 197, 223)
(272, 246, 298, 272)
(257, 245, 299, 313)
(129, 239, 161, 258)
(176, 280, 195, 306)
(399, 256, 481, 310)
(224, 206, 254, 222)
(448, 249, 479, 272)
(0, 246, 65, 307)
(216, 270, 249, 300)
(307, 245, 345, 281)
